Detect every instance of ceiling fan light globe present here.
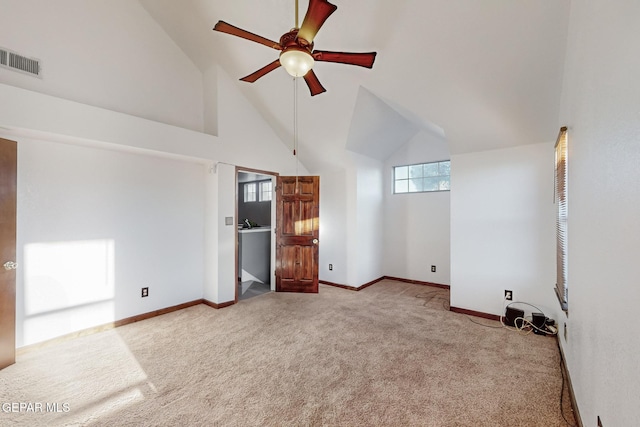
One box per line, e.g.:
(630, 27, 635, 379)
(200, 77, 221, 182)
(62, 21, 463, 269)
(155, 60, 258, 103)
(280, 49, 315, 77)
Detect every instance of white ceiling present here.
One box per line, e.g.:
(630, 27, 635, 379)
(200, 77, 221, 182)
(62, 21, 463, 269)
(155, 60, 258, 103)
(140, 0, 571, 171)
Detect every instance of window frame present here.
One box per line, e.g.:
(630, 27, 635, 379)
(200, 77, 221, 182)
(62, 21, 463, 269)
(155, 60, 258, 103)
(243, 182, 257, 203)
(259, 180, 272, 202)
(392, 160, 451, 194)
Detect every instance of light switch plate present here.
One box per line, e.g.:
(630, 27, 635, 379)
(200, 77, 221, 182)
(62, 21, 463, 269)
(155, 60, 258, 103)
(225, 217, 233, 226)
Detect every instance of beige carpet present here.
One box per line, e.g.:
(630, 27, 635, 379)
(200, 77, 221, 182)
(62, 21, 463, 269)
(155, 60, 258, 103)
(0, 280, 576, 426)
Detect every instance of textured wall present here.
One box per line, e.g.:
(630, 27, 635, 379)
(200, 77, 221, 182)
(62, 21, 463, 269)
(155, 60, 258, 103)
(557, 1, 640, 425)
(450, 143, 556, 317)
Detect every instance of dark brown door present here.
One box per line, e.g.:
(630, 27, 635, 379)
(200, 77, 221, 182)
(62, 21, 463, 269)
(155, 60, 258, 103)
(275, 176, 319, 293)
(0, 138, 17, 370)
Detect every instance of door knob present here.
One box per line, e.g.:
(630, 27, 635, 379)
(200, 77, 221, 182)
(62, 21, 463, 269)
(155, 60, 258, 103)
(312, 239, 319, 245)
(3, 261, 17, 271)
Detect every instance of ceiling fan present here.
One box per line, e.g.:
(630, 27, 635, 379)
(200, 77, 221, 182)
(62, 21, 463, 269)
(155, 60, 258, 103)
(213, 0, 377, 96)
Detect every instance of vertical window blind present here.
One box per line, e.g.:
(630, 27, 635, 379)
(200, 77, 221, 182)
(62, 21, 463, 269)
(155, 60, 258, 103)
(555, 127, 568, 311)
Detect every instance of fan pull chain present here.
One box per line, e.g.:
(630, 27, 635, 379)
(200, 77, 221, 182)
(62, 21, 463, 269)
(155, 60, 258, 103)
(293, 76, 297, 158)
(293, 77, 299, 190)
(293, 76, 301, 232)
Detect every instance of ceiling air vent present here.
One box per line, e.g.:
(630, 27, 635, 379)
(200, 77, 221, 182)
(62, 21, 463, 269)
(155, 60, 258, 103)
(0, 47, 42, 78)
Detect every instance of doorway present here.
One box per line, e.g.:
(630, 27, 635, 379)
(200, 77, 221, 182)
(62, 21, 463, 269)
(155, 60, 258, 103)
(236, 168, 277, 301)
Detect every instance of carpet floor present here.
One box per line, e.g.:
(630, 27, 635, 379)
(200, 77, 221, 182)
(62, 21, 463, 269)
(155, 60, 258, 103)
(0, 280, 576, 426)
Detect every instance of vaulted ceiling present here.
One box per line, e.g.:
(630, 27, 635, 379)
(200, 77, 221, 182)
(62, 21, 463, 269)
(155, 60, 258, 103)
(140, 0, 571, 171)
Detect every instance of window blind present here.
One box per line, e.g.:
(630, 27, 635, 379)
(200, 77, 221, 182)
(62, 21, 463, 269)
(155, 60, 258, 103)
(555, 127, 568, 311)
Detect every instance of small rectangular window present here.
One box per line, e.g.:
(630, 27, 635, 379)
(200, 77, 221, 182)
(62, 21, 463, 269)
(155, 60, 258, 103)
(259, 181, 272, 202)
(244, 182, 257, 202)
(393, 161, 450, 194)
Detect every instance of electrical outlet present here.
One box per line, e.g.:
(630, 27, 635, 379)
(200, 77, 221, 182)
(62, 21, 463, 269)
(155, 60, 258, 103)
(431, 265, 436, 273)
(329, 264, 333, 271)
(141, 287, 149, 298)
(504, 290, 513, 301)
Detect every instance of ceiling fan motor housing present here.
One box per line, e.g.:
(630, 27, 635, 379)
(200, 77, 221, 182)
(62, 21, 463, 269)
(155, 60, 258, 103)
(279, 30, 315, 77)
(280, 29, 313, 52)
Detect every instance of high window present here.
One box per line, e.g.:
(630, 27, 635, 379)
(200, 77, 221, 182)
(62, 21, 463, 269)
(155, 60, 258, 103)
(259, 181, 272, 202)
(393, 161, 451, 194)
(555, 127, 568, 311)
(243, 182, 257, 202)
(244, 180, 272, 202)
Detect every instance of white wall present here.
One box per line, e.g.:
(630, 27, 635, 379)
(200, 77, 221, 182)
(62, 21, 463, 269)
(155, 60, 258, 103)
(15, 138, 205, 347)
(1, 63, 306, 346)
(317, 151, 385, 289)
(355, 155, 385, 285)
(450, 143, 556, 317)
(203, 65, 219, 135)
(342, 153, 385, 288)
(214, 163, 238, 304)
(318, 169, 348, 285)
(383, 131, 450, 285)
(215, 69, 302, 175)
(0, 0, 204, 132)
(557, 1, 640, 425)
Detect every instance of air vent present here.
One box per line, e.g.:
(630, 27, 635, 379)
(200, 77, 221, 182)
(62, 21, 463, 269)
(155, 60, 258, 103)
(0, 47, 42, 78)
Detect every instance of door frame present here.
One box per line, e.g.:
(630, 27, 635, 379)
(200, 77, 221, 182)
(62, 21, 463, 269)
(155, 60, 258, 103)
(235, 166, 279, 303)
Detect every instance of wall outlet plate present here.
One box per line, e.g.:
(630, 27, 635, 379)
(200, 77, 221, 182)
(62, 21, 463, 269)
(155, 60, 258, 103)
(141, 287, 149, 297)
(505, 290, 513, 301)
(431, 265, 436, 272)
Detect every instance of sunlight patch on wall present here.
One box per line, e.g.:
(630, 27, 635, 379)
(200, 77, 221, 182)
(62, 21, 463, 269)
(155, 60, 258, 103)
(23, 239, 116, 345)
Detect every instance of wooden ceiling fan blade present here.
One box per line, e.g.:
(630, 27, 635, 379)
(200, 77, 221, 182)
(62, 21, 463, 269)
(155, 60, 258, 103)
(303, 69, 327, 96)
(240, 60, 282, 83)
(297, 0, 337, 44)
(313, 51, 377, 68)
(213, 21, 281, 50)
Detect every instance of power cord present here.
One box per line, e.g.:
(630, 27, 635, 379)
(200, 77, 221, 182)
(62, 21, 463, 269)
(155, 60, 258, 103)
(415, 291, 450, 310)
(415, 291, 574, 425)
(557, 340, 577, 427)
(415, 291, 503, 328)
(423, 293, 571, 425)
(466, 316, 503, 329)
(502, 300, 572, 425)
(500, 300, 558, 336)
(414, 292, 557, 334)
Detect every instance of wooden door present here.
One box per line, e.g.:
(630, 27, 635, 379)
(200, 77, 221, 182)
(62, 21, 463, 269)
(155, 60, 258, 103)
(275, 176, 319, 293)
(0, 138, 17, 370)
